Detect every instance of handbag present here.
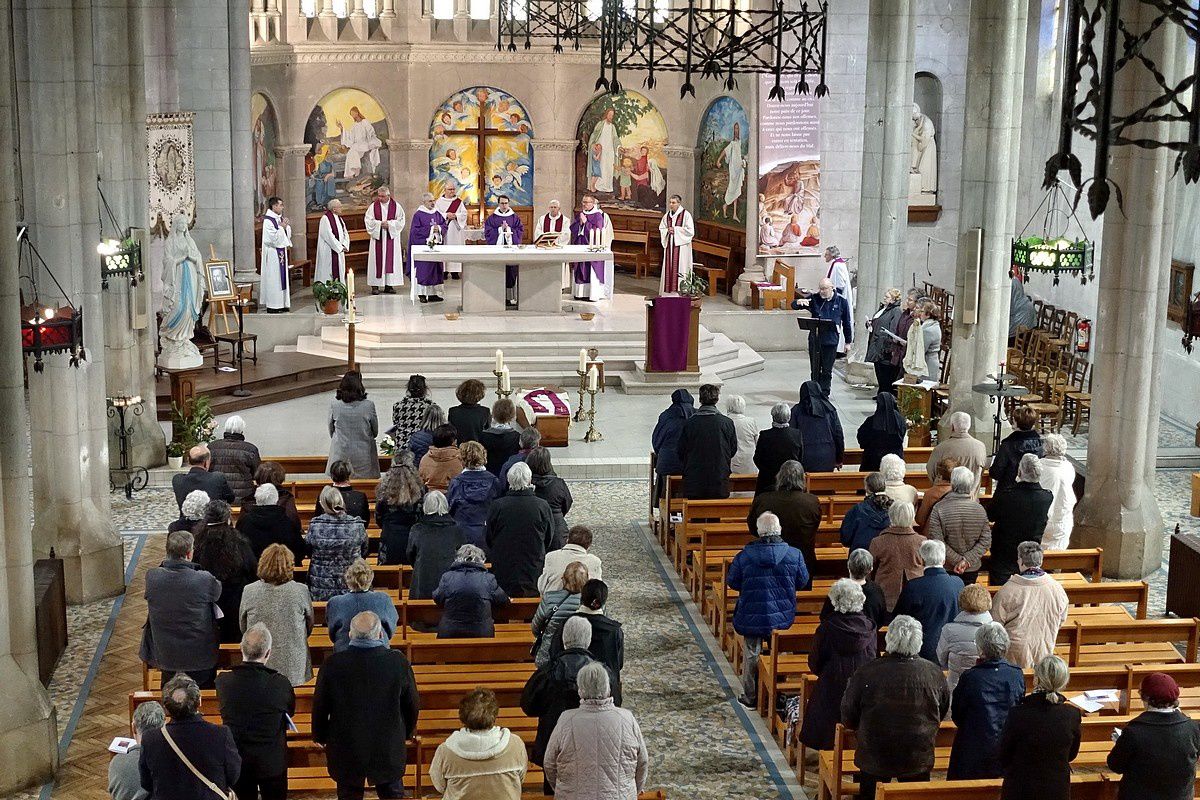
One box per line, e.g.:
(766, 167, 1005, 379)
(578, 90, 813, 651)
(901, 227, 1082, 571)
(161, 726, 238, 800)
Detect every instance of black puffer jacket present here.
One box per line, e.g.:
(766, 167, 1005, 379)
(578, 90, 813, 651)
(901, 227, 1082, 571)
(208, 433, 261, 502)
(989, 430, 1044, 491)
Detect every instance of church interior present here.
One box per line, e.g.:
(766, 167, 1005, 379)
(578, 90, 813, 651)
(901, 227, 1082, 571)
(4, 0, 1200, 799)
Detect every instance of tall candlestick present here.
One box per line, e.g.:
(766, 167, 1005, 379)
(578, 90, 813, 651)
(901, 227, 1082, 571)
(578, 348, 586, 373)
(500, 366, 511, 392)
(496, 349, 504, 372)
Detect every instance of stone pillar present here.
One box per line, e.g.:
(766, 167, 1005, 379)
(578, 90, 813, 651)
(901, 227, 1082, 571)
(1074, 5, 1179, 579)
(665, 146, 697, 209)
(735, 86, 765, 307)
(531, 139, 577, 214)
(0, 3, 59, 789)
(274, 144, 312, 263)
(945, 0, 1028, 443)
(846, 0, 916, 385)
(391, 139, 432, 220)
(229, 0, 256, 277)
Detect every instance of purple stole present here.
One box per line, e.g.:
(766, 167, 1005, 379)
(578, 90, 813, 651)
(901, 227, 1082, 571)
(525, 389, 570, 416)
(662, 210, 684, 293)
(266, 215, 287, 287)
(826, 257, 846, 280)
(541, 214, 564, 234)
(372, 199, 397, 279)
(325, 210, 344, 281)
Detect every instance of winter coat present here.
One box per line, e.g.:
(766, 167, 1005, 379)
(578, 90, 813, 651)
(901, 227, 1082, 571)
(868, 526, 927, 610)
(926, 492, 992, 573)
(920, 319, 942, 380)
(333, 485, 371, 525)
(989, 429, 1044, 491)
(420, 445, 464, 491)
(448, 403, 491, 448)
(986, 483, 1054, 584)
(936, 610, 993, 691)
(947, 658, 1025, 779)
(991, 571, 1068, 668)
(391, 395, 433, 450)
(752, 426, 804, 493)
(497, 451, 528, 489)
(521, 648, 612, 765)
(532, 589, 582, 666)
(192, 528, 259, 644)
(172, 467, 235, 511)
(893, 567, 964, 662)
(839, 496, 892, 553)
(728, 412, 760, 475)
(138, 716, 240, 800)
(999, 692, 1082, 800)
(726, 535, 809, 638)
(326, 590, 398, 652)
(327, 399, 380, 480)
(240, 486, 301, 530)
(926, 432, 989, 488)
(305, 512, 368, 602)
(1107, 708, 1200, 800)
(748, 489, 821, 588)
(433, 562, 509, 638)
(855, 423, 904, 474)
(676, 405, 738, 499)
(820, 582, 889, 629)
(139, 558, 222, 673)
(915, 480, 951, 531)
(407, 513, 469, 599)
(448, 468, 501, 548)
(486, 489, 555, 597)
(539, 543, 603, 594)
(884, 480, 919, 507)
(789, 406, 845, 473)
(408, 428, 434, 466)
(544, 698, 649, 800)
(236, 503, 306, 564)
(375, 499, 421, 566)
(840, 653, 951, 778)
(478, 425, 520, 475)
(890, 308, 918, 367)
(651, 389, 695, 476)
(532, 473, 574, 550)
(207, 433, 261, 502)
(547, 611, 625, 704)
(865, 301, 902, 365)
(1038, 456, 1077, 550)
(429, 726, 527, 800)
(238, 579, 314, 686)
(799, 610, 878, 750)
(214, 661, 295, 778)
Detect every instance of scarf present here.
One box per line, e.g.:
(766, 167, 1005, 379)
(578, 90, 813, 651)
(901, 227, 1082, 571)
(797, 380, 836, 418)
(265, 214, 287, 287)
(372, 199, 397, 279)
(324, 210, 344, 281)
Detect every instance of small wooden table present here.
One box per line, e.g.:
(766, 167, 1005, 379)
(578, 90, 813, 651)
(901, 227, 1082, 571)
(215, 332, 258, 369)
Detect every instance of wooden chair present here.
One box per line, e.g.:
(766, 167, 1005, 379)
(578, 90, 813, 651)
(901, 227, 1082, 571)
(1023, 368, 1066, 431)
(611, 230, 652, 276)
(755, 261, 796, 310)
(691, 240, 733, 296)
(1067, 362, 1092, 434)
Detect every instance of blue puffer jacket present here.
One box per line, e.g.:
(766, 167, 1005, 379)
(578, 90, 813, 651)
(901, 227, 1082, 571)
(839, 496, 892, 551)
(448, 468, 501, 548)
(727, 535, 810, 638)
(947, 658, 1025, 780)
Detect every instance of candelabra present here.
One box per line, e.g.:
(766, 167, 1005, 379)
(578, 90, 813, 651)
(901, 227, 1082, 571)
(573, 368, 587, 422)
(493, 369, 513, 400)
(582, 383, 603, 443)
(107, 395, 149, 499)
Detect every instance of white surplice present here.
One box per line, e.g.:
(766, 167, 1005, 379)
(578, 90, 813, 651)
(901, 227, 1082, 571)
(433, 195, 469, 274)
(534, 212, 572, 290)
(314, 211, 350, 283)
(258, 210, 292, 310)
(658, 208, 695, 294)
(364, 199, 406, 288)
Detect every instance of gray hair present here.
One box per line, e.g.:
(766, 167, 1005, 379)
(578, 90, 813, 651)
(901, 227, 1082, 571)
(885, 614, 923, 656)
(419, 403, 448, 432)
(847, 548, 874, 580)
(349, 611, 383, 642)
(864, 472, 887, 494)
(1033, 655, 1070, 701)
(344, 558, 375, 591)
(756, 511, 782, 537)
(829, 577, 866, 614)
(888, 501, 915, 528)
(507, 461, 533, 491)
(254, 482, 279, 506)
(165, 529, 194, 560)
(725, 395, 746, 415)
(562, 615, 593, 649)
(1042, 433, 1067, 458)
(454, 543, 486, 564)
(423, 490, 450, 515)
(132, 701, 166, 737)
(1017, 540, 1044, 569)
(576, 661, 612, 700)
(422, 191, 435, 202)
(1017, 452, 1042, 483)
(241, 622, 272, 662)
(223, 415, 246, 435)
(919, 538, 946, 567)
(948, 411, 972, 435)
(519, 426, 543, 450)
(319, 485, 346, 515)
(879, 453, 905, 483)
(162, 674, 201, 720)
(975, 621, 1010, 661)
(825, 245, 841, 259)
(775, 460, 807, 492)
(949, 465, 975, 494)
(771, 401, 791, 426)
(181, 490, 210, 521)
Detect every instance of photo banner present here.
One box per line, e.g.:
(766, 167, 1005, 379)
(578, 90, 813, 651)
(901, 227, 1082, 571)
(756, 75, 821, 256)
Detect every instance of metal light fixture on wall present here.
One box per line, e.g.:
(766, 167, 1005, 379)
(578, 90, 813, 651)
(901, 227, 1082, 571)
(18, 227, 85, 373)
(96, 177, 143, 289)
(1011, 181, 1095, 286)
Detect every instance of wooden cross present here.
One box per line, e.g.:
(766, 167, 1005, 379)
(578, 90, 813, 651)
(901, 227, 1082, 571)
(454, 101, 526, 224)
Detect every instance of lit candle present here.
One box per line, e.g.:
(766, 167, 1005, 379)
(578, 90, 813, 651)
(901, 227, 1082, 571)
(501, 366, 511, 392)
(587, 365, 598, 392)
(496, 349, 504, 373)
(578, 348, 587, 373)
(347, 269, 355, 300)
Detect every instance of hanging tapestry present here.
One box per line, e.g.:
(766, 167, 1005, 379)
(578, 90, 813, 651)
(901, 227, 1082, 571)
(147, 112, 196, 238)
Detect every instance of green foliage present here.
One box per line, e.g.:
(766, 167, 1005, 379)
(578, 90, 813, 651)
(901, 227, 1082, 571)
(679, 271, 709, 298)
(312, 279, 349, 306)
(579, 91, 652, 143)
(171, 395, 216, 450)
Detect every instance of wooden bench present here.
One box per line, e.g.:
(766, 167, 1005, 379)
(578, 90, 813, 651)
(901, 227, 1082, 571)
(1064, 617, 1200, 667)
(691, 240, 733, 296)
(612, 230, 652, 276)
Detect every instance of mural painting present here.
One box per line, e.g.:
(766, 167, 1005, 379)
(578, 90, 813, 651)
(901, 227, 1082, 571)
(303, 88, 390, 212)
(695, 96, 750, 226)
(574, 90, 668, 212)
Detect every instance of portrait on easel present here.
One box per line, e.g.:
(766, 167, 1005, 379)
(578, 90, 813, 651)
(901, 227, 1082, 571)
(205, 259, 235, 301)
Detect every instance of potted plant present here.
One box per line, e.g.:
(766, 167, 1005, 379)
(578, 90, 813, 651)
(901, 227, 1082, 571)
(312, 279, 349, 315)
(166, 441, 184, 469)
(678, 271, 708, 304)
(170, 395, 217, 457)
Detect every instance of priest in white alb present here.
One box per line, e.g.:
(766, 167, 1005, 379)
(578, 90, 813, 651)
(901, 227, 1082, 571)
(658, 193, 695, 294)
(364, 186, 406, 294)
(534, 199, 572, 291)
(434, 184, 468, 276)
(315, 198, 350, 284)
(259, 195, 293, 313)
(569, 194, 614, 302)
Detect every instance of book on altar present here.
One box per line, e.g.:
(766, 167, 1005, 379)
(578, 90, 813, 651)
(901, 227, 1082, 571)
(517, 387, 573, 421)
(534, 231, 563, 247)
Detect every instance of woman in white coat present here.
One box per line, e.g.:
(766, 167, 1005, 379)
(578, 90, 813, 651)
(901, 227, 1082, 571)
(725, 395, 759, 476)
(1037, 433, 1077, 550)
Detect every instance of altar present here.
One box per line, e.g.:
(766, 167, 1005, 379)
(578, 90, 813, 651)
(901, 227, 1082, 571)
(413, 244, 612, 313)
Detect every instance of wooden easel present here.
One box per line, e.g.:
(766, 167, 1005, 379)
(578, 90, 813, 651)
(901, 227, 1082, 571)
(207, 244, 237, 335)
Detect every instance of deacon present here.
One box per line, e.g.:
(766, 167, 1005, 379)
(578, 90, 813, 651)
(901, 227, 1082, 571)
(793, 278, 853, 395)
(259, 196, 293, 313)
(658, 193, 695, 294)
(823, 245, 855, 351)
(484, 194, 524, 307)
(534, 199, 572, 291)
(409, 193, 447, 303)
(570, 194, 614, 302)
(364, 186, 406, 295)
(434, 184, 468, 277)
(315, 198, 350, 283)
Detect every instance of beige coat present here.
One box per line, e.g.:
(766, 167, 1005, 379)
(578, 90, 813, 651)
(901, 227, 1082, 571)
(925, 432, 989, 489)
(867, 526, 926, 610)
(991, 572, 1068, 668)
(420, 445, 464, 491)
(429, 727, 527, 800)
(544, 698, 649, 800)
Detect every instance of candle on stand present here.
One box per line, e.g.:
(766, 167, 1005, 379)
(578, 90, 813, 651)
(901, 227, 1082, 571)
(578, 348, 586, 373)
(347, 269, 355, 300)
(587, 365, 598, 392)
(501, 366, 511, 392)
(496, 349, 504, 372)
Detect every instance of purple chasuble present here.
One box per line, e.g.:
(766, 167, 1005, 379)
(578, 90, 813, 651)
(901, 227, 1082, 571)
(408, 207, 447, 287)
(484, 211, 524, 289)
(570, 209, 607, 285)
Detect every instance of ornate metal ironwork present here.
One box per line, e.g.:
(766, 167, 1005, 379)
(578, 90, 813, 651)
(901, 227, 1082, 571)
(99, 240, 144, 289)
(1045, 0, 1200, 218)
(1011, 181, 1095, 286)
(107, 395, 150, 500)
(18, 230, 85, 373)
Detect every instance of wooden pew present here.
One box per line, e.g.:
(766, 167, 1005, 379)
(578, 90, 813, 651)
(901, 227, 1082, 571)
(691, 240, 733, 296)
(1065, 617, 1200, 667)
(874, 774, 1112, 800)
(612, 229, 652, 276)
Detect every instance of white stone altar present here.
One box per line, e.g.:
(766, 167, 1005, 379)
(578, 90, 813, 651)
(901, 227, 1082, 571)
(413, 244, 613, 313)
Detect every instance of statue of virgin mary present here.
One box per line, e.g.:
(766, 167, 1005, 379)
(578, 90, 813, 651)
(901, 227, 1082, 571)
(159, 214, 204, 369)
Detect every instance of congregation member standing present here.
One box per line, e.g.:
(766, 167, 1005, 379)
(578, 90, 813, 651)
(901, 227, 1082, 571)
(1037, 433, 1077, 550)
(879, 453, 917, 506)
(539, 525, 602, 594)
(527, 447, 573, 550)
(531, 561, 589, 666)
(676, 383, 737, 500)
(925, 466, 991, 583)
(364, 186, 405, 295)
(498, 426, 541, 488)
(1107, 672, 1200, 800)
(867, 502, 925, 613)
(927, 411, 988, 489)
(407, 491, 468, 600)
(946, 623, 1024, 780)
(987, 454, 1053, 586)
(651, 389, 695, 500)
(237, 483, 305, 563)
(407, 403, 446, 467)
(171, 489, 209, 534)
(998, 655, 1081, 800)
(748, 460, 821, 585)
(839, 473, 892, 552)
(725, 394, 759, 476)
(375, 453, 425, 565)
(259, 196, 293, 312)
(821, 550, 888, 628)
(418, 424, 464, 491)
(433, 544, 510, 638)
(990, 405, 1044, 491)
(207, 416, 260, 503)
(429, 688, 528, 800)
(893, 540, 964, 662)
(753, 402, 804, 493)
(863, 288, 903, 393)
(192, 500, 258, 644)
(448, 441, 501, 548)
(548, 579, 625, 702)
(327, 371, 380, 481)
(486, 463, 555, 596)
(658, 194, 694, 294)
(991, 541, 1068, 669)
(314, 198, 350, 283)
(792, 278, 853, 395)
(238, 544, 314, 686)
(328, 459, 371, 524)
(448, 379, 490, 445)
(915, 457, 956, 531)
(109, 701, 163, 800)
(478, 398, 521, 474)
(434, 184, 468, 277)
(409, 193, 447, 303)
(139, 675, 241, 799)
(856, 394, 905, 473)
(326, 559, 399, 652)
(391, 374, 433, 451)
(140, 531, 222, 689)
(789, 381, 844, 473)
(484, 195, 524, 306)
(570, 194, 614, 301)
(172, 445, 234, 510)
(306, 486, 368, 602)
(936, 584, 993, 691)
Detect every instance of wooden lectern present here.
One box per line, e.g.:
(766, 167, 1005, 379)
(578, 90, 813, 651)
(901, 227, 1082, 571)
(645, 296, 701, 373)
(895, 378, 938, 447)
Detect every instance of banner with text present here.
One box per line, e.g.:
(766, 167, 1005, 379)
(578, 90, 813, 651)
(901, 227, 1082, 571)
(756, 75, 821, 256)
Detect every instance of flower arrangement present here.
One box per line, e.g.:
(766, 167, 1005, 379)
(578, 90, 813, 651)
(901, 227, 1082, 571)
(378, 431, 400, 457)
(170, 395, 216, 451)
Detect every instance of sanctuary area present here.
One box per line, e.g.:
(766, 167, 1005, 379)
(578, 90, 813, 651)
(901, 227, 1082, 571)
(4, 2, 1200, 800)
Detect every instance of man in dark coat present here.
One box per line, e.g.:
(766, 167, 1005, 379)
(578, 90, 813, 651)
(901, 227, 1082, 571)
(989, 405, 1044, 492)
(312, 611, 420, 799)
(139, 530, 223, 689)
(486, 462, 555, 596)
(172, 445, 236, 511)
(892, 539, 964, 662)
(793, 277, 853, 395)
(215, 624, 295, 800)
(139, 675, 241, 800)
(986, 454, 1054, 585)
(946, 622, 1025, 780)
(747, 460, 821, 586)
(651, 388, 695, 499)
(548, 579, 625, 704)
(675, 383, 737, 499)
(207, 417, 261, 502)
(1107, 672, 1200, 800)
(752, 402, 804, 493)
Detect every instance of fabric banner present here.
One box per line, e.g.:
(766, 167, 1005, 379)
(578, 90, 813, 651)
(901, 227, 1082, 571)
(649, 295, 693, 372)
(756, 75, 821, 256)
(147, 113, 197, 238)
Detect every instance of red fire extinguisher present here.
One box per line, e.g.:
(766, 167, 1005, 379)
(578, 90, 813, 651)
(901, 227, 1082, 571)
(1076, 318, 1091, 352)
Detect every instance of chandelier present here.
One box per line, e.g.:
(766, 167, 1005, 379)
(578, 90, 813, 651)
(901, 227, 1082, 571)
(96, 177, 143, 289)
(18, 228, 85, 373)
(1011, 181, 1095, 286)
(1044, 0, 1200, 218)
(497, 0, 829, 100)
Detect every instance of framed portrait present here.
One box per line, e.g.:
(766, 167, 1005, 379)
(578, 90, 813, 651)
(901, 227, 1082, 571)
(1169, 259, 1194, 325)
(205, 259, 236, 301)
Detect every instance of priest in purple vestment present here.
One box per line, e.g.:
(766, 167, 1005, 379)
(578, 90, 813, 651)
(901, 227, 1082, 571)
(409, 192, 447, 303)
(484, 194, 524, 307)
(570, 194, 614, 302)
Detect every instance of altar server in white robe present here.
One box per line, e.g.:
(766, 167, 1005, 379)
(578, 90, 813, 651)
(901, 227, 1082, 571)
(434, 185, 468, 276)
(259, 196, 293, 313)
(364, 186, 406, 294)
(823, 245, 855, 351)
(569, 195, 615, 302)
(534, 199, 572, 290)
(314, 199, 350, 284)
(658, 194, 695, 294)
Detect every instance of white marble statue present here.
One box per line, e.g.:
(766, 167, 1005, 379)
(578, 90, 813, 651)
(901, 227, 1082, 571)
(910, 102, 938, 202)
(159, 213, 204, 369)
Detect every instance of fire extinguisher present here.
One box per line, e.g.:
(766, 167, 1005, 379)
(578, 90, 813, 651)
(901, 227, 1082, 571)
(1076, 318, 1091, 352)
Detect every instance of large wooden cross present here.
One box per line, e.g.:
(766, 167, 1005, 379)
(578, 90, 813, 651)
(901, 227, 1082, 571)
(454, 101, 525, 224)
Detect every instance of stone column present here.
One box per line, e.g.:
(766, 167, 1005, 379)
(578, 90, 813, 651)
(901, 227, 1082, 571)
(391, 139, 432, 218)
(846, 0, 916, 385)
(944, 0, 1028, 443)
(1074, 5, 1180, 578)
(0, 3, 59, 789)
(229, 0, 256, 277)
(275, 144, 312, 262)
(665, 145, 697, 210)
(531, 139, 577, 214)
